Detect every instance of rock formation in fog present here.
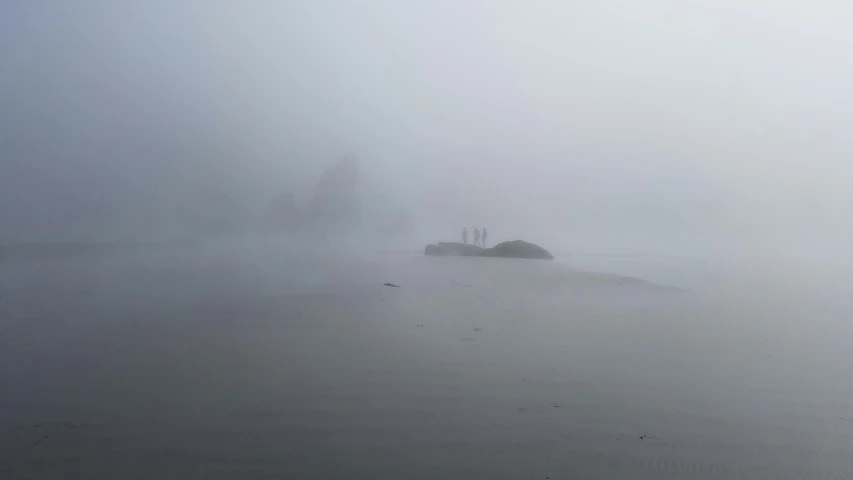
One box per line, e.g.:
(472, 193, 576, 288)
(424, 242, 484, 256)
(425, 240, 554, 260)
(480, 240, 554, 259)
(305, 153, 361, 231)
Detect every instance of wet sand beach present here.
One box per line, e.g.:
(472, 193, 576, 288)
(1, 243, 852, 479)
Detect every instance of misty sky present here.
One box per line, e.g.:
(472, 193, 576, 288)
(1, 1, 851, 250)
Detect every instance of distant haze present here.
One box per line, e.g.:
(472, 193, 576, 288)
(2, 1, 851, 259)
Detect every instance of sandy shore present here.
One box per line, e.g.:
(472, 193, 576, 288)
(1, 246, 851, 479)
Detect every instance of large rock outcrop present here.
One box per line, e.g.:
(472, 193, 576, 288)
(424, 240, 554, 260)
(480, 240, 554, 260)
(424, 242, 484, 256)
(305, 153, 361, 230)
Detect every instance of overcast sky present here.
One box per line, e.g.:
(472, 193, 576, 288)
(1, 1, 851, 252)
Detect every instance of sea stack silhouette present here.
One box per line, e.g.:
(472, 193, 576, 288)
(424, 240, 554, 260)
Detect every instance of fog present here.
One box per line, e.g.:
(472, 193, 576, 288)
(6, 4, 853, 478)
(2, 1, 852, 261)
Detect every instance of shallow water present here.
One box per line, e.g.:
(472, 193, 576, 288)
(1, 245, 852, 479)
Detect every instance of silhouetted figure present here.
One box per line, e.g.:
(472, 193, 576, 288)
(473, 228, 481, 247)
(482, 228, 488, 247)
(462, 227, 469, 244)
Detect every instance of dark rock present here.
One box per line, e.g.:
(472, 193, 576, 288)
(424, 242, 484, 257)
(425, 240, 553, 259)
(480, 240, 554, 260)
(306, 153, 361, 230)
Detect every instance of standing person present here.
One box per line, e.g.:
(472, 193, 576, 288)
(482, 228, 488, 247)
(462, 227, 468, 244)
(473, 227, 481, 247)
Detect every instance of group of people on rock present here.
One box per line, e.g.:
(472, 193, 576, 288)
(461, 227, 488, 247)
